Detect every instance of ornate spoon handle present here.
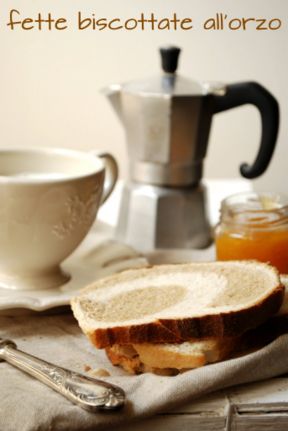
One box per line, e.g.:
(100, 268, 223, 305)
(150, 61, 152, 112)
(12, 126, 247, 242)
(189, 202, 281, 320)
(0, 339, 125, 412)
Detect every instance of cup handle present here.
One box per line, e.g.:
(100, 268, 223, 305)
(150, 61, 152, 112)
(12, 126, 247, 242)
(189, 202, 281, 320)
(91, 151, 118, 204)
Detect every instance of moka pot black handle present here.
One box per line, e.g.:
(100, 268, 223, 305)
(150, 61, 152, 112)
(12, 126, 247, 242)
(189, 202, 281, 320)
(213, 82, 279, 179)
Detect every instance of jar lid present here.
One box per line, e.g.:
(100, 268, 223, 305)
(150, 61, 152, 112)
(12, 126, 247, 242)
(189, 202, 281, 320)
(221, 192, 288, 227)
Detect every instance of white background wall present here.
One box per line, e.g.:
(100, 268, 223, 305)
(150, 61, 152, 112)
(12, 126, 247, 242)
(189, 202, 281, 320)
(0, 0, 287, 192)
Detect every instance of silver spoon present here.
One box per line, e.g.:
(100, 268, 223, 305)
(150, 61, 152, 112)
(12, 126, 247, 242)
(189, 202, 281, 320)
(0, 338, 125, 412)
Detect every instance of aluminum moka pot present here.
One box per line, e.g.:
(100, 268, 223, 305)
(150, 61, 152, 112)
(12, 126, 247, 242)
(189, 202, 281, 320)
(103, 46, 279, 251)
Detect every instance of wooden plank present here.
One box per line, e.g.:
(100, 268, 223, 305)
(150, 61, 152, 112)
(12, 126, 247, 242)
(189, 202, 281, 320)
(228, 377, 288, 405)
(116, 414, 226, 431)
(114, 392, 230, 431)
(160, 391, 229, 414)
(120, 379, 288, 431)
(231, 413, 288, 431)
(228, 378, 288, 430)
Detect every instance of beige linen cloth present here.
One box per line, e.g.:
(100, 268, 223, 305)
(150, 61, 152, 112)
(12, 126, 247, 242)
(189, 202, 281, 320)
(1, 311, 288, 431)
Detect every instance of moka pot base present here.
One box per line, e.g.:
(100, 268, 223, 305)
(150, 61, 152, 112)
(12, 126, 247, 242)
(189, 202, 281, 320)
(115, 181, 212, 252)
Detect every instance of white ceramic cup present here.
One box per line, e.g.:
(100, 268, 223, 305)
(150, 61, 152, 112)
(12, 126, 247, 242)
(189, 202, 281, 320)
(0, 147, 118, 290)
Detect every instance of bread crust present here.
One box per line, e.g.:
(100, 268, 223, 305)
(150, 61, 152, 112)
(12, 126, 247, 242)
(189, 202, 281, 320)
(88, 283, 284, 348)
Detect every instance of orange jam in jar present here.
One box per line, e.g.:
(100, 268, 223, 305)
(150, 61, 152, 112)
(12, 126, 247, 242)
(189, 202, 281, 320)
(215, 192, 288, 273)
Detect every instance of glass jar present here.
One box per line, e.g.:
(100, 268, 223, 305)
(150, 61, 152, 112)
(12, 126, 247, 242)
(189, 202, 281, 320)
(215, 192, 288, 273)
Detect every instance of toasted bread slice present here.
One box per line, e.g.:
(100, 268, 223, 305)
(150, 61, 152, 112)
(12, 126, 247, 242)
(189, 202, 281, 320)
(105, 337, 238, 375)
(132, 338, 236, 369)
(71, 261, 284, 348)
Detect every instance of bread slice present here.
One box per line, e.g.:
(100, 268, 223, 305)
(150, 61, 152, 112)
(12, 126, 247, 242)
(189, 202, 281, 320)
(105, 275, 288, 375)
(105, 313, 288, 375)
(132, 338, 236, 369)
(71, 261, 284, 349)
(105, 337, 238, 375)
(106, 337, 238, 374)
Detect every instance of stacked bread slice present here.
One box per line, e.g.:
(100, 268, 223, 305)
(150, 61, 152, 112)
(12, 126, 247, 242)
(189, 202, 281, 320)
(71, 261, 284, 374)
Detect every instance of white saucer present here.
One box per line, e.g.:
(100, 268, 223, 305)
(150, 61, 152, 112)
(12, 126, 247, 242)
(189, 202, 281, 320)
(0, 221, 147, 311)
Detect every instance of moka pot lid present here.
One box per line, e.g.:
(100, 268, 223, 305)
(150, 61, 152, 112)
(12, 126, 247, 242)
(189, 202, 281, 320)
(119, 46, 226, 97)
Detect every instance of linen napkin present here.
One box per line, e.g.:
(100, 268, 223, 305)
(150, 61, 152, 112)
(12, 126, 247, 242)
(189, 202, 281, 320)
(1, 311, 288, 431)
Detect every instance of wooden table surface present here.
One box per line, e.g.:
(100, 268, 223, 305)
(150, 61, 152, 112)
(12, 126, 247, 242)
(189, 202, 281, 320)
(118, 377, 288, 431)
